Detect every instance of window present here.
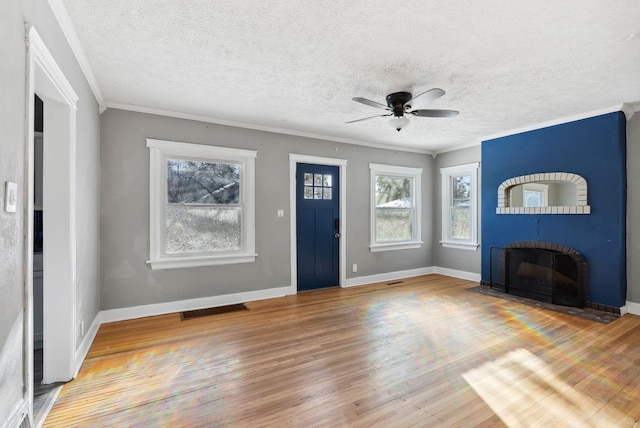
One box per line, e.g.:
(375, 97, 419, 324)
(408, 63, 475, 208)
(369, 163, 422, 252)
(441, 162, 479, 250)
(146, 139, 257, 269)
(523, 183, 549, 207)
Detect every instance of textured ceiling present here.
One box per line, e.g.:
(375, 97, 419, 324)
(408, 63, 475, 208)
(61, 0, 640, 153)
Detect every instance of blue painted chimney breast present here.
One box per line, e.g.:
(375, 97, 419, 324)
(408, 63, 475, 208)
(481, 112, 626, 307)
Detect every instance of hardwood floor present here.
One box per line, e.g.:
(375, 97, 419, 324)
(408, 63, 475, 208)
(44, 275, 640, 427)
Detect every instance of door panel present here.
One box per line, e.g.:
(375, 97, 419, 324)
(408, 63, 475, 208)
(296, 163, 339, 291)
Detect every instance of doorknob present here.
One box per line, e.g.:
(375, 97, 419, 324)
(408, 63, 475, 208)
(335, 233, 341, 238)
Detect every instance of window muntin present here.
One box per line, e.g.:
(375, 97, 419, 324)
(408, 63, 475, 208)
(304, 173, 333, 200)
(369, 164, 422, 252)
(441, 163, 479, 250)
(147, 139, 257, 269)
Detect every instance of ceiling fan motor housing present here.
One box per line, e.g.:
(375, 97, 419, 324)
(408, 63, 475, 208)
(386, 92, 412, 117)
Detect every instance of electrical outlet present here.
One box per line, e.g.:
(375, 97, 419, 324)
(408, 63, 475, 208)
(80, 320, 85, 339)
(352, 264, 357, 273)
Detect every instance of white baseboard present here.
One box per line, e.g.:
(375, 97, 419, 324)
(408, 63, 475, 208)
(2, 397, 29, 428)
(626, 301, 640, 315)
(344, 266, 482, 288)
(432, 267, 481, 282)
(100, 286, 291, 324)
(74, 312, 102, 377)
(345, 267, 435, 287)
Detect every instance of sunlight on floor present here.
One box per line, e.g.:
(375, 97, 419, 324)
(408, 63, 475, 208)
(463, 348, 630, 427)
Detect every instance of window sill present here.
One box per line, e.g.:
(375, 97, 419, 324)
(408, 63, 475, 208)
(147, 253, 257, 270)
(440, 241, 479, 251)
(369, 241, 423, 253)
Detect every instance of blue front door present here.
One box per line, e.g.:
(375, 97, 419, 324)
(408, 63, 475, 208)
(296, 163, 340, 291)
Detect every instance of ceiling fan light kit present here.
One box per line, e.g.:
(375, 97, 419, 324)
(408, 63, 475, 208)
(389, 116, 410, 132)
(347, 88, 459, 132)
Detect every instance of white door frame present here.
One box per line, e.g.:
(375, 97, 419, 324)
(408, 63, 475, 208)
(288, 154, 347, 294)
(25, 26, 78, 387)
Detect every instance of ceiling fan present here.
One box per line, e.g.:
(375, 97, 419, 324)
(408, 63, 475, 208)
(347, 88, 458, 131)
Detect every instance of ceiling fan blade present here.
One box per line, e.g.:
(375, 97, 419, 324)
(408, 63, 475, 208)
(409, 109, 459, 118)
(346, 113, 392, 124)
(352, 97, 390, 110)
(406, 88, 445, 106)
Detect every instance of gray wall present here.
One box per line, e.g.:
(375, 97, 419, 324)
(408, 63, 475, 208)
(627, 113, 640, 304)
(0, 0, 29, 420)
(100, 109, 435, 310)
(432, 145, 482, 274)
(0, 0, 102, 422)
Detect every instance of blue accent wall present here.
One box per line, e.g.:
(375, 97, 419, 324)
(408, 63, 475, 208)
(481, 112, 627, 307)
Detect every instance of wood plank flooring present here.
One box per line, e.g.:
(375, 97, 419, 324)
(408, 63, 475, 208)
(44, 275, 640, 427)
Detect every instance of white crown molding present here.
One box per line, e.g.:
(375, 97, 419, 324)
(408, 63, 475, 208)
(46, 0, 105, 109)
(434, 103, 639, 156)
(104, 101, 434, 155)
(482, 104, 629, 143)
(621, 102, 640, 120)
(434, 139, 482, 156)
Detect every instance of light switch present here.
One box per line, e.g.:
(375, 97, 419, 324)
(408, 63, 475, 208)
(5, 182, 17, 213)
(277, 209, 284, 218)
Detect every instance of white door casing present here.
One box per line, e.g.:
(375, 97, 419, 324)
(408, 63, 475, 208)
(26, 26, 78, 386)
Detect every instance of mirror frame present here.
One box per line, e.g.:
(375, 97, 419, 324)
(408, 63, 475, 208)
(497, 172, 590, 214)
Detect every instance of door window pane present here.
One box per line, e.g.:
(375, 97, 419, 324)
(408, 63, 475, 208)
(304, 173, 313, 186)
(304, 173, 333, 200)
(304, 186, 313, 199)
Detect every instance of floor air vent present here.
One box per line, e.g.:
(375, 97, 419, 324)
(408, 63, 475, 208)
(180, 304, 248, 320)
(387, 281, 404, 286)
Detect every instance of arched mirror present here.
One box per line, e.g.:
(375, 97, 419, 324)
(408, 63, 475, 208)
(497, 172, 590, 214)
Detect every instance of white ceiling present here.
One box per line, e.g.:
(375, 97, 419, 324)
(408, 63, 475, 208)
(60, 0, 640, 153)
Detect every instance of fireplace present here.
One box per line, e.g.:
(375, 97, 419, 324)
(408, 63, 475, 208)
(489, 241, 587, 308)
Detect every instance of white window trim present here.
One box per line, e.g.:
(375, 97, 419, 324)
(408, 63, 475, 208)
(146, 138, 257, 269)
(440, 162, 480, 251)
(369, 163, 423, 252)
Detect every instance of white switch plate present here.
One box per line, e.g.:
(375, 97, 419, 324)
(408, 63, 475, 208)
(277, 209, 284, 218)
(5, 182, 17, 213)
